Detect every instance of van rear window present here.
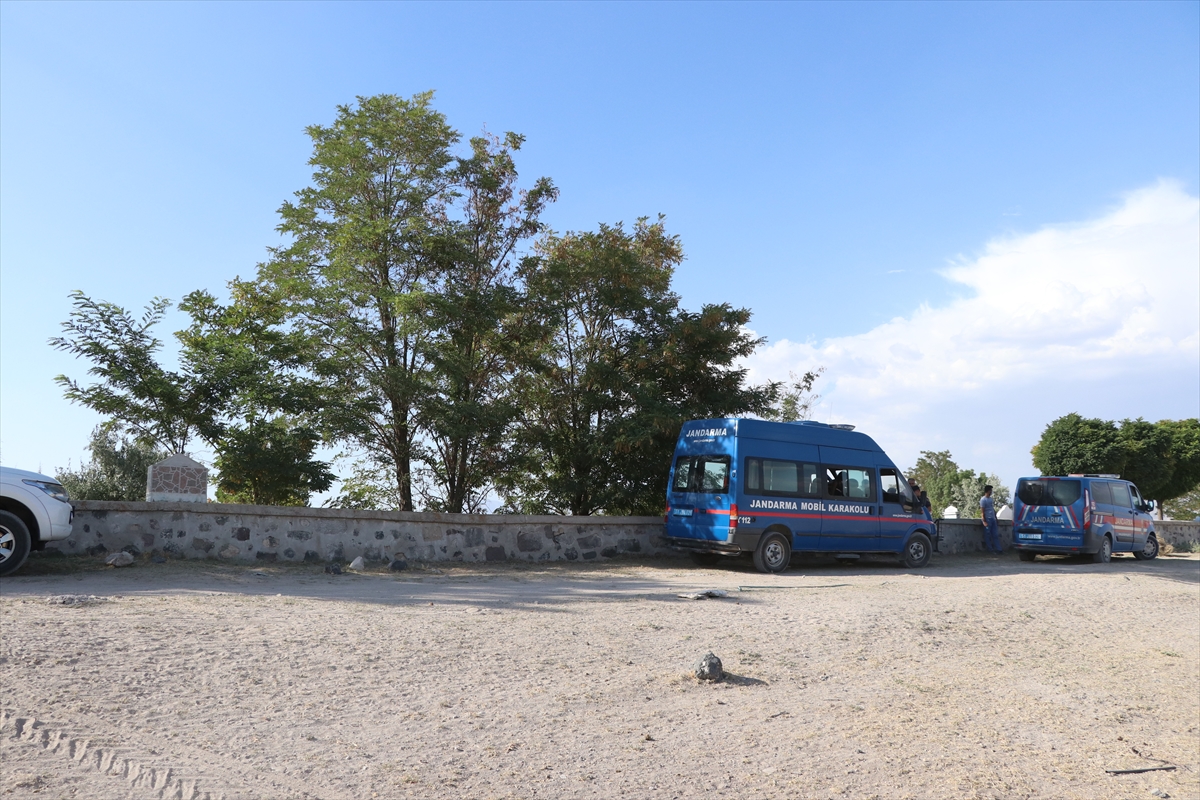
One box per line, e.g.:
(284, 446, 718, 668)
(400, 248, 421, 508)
(1017, 479, 1081, 506)
(672, 456, 730, 494)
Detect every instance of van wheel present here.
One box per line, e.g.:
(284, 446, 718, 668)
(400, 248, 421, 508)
(0, 511, 33, 578)
(901, 532, 931, 568)
(1133, 535, 1158, 561)
(690, 552, 720, 567)
(1018, 550, 1036, 562)
(1092, 535, 1112, 564)
(753, 533, 791, 574)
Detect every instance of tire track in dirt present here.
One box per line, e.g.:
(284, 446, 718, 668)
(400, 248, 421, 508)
(2, 710, 331, 796)
(2, 709, 252, 800)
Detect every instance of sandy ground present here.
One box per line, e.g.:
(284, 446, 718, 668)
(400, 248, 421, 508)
(2, 550, 1198, 800)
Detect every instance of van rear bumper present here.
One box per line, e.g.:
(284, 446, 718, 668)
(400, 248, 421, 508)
(665, 533, 759, 555)
(1013, 530, 1102, 555)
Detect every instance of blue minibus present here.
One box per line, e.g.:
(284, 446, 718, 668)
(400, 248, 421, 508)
(1012, 474, 1158, 562)
(664, 418, 937, 572)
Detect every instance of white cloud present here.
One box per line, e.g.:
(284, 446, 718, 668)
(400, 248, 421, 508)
(744, 181, 1200, 486)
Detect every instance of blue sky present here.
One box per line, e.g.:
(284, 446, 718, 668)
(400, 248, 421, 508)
(2, 1, 1198, 499)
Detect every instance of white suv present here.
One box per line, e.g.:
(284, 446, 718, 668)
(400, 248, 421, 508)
(0, 466, 74, 577)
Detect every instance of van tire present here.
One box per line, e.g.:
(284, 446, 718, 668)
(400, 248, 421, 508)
(753, 532, 791, 574)
(901, 532, 931, 569)
(1092, 535, 1112, 564)
(1018, 550, 1036, 562)
(0, 511, 33, 578)
(1133, 534, 1158, 561)
(690, 552, 720, 567)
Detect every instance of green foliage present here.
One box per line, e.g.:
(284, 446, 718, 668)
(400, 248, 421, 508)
(1030, 413, 1123, 478)
(255, 92, 460, 511)
(498, 218, 775, 516)
(55, 426, 168, 501)
(906, 450, 1008, 518)
(50, 292, 223, 453)
(417, 131, 557, 512)
(52, 94, 787, 515)
(1163, 484, 1200, 521)
(950, 473, 1010, 519)
(213, 418, 333, 506)
(1031, 414, 1200, 502)
(763, 368, 824, 422)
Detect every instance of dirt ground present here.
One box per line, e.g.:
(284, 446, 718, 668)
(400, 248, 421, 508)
(2, 550, 1198, 800)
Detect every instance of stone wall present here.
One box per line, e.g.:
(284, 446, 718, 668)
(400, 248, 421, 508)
(61, 501, 672, 565)
(933, 519, 1013, 555)
(1153, 520, 1200, 550)
(56, 503, 1200, 565)
(935, 518, 1200, 554)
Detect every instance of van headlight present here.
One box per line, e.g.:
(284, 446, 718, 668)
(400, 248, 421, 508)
(23, 479, 70, 504)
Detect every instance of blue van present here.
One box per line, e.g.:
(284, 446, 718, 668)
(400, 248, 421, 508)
(664, 418, 937, 572)
(1013, 475, 1158, 562)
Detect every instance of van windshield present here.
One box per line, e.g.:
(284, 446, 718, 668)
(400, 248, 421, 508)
(1017, 479, 1081, 506)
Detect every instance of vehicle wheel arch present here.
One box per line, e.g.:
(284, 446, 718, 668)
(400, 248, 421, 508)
(762, 523, 793, 540)
(0, 497, 40, 545)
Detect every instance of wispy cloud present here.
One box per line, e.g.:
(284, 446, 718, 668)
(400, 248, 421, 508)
(744, 181, 1200, 483)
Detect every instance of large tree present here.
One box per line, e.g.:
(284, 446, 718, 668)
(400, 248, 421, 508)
(51, 285, 335, 505)
(1031, 414, 1200, 509)
(254, 92, 459, 511)
(417, 132, 557, 512)
(1030, 413, 1124, 478)
(177, 287, 335, 506)
(498, 218, 775, 516)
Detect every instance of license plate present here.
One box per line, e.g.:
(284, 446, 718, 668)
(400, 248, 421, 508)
(672, 509, 693, 517)
(1018, 532, 1042, 540)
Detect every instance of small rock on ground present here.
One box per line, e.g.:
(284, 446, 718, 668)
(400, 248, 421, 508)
(46, 595, 105, 606)
(389, 559, 408, 571)
(694, 651, 724, 681)
(105, 552, 135, 567)
(348, 556, 366, 571)
(324, 563, 342, 575)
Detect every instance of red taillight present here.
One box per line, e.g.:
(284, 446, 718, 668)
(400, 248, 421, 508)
(729, 503, 738, 532)
(664, 506, 670, 523)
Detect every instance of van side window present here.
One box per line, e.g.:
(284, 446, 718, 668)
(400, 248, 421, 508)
(825, 467, 874, 500)
(1110, 483, 1132, 508)
(746, 458, 820, 497)
(1128, 484, 1143, 508)
(1091, 481, 1112, 505)
(745, 458, 761, 492)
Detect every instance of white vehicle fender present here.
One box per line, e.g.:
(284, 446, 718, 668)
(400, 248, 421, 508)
(1, 480, 57, 543)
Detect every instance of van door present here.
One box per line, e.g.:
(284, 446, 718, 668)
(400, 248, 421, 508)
(667, 454, 733, 543)
(878, 467, 919, 552)
(818, 464, 880, 551)
(1128, 484, 1151, 551)
(743, 456, 822, 551)
(1108, 482, 1135, 551)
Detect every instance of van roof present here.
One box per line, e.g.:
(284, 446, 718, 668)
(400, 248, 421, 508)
(681, 418, 884, 451)
(1018, 475, 1123, 481)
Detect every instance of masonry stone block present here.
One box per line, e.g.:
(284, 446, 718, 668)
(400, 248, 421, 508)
(517, 532, 542, 552)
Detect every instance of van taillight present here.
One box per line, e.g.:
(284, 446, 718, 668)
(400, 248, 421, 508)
(729, 504, 738, 533)
(664, 506, 670, 523)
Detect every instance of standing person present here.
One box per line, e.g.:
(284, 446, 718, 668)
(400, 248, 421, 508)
(980, 485, 1001, 554)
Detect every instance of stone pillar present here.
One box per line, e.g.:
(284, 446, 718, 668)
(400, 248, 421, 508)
(146, 454, 208, 502)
